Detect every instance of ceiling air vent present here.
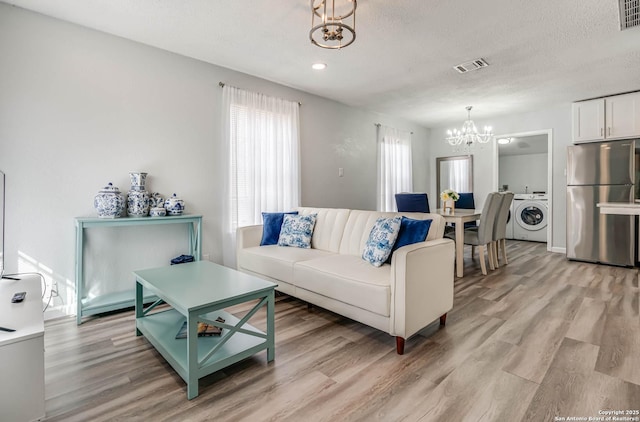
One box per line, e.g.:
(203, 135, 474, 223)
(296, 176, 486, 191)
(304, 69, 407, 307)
(453, 58, 490, 74)
(619, 0, 640, 30)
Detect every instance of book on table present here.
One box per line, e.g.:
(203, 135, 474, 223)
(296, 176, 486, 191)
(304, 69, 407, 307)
(175, 317, 226, 339)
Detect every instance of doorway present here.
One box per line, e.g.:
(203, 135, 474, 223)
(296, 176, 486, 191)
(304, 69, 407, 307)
(493, 129, 553, 251)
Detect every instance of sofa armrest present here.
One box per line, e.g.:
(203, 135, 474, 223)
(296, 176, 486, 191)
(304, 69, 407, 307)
(236, 225, 263, 251)
(389, 238, 455, 338)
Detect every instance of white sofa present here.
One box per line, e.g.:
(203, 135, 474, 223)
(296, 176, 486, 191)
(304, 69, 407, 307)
(236, 207, 455, 354)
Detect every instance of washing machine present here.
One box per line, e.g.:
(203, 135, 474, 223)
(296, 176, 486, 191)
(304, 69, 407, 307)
(513, 193, 548, 242)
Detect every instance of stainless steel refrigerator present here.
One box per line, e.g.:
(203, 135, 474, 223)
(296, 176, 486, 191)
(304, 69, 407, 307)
(566, 140, 635, 266)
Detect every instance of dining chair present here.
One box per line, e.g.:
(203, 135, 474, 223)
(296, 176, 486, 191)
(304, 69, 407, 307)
(395, 193, 430, 213)
(491, 192, 514, 267)
(457, 192, 477, 229)
(446, 192, 502, 275)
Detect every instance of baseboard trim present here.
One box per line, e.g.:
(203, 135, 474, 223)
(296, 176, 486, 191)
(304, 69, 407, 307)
(44, 308, 68, 321)
(551, 247, 566, 254)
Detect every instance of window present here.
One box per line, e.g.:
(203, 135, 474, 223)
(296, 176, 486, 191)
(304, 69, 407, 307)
(222, 86, 300, 266)
(377, 125, 413, 211)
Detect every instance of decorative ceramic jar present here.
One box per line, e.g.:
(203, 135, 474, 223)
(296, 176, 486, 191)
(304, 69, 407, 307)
(164, 193, 185, 216)
(94, 182, 126, 218)
(127, 172, 150, 216)
(129, 172, 147, 188)
(150, 207, 166, 217)
(149, 192, 164, 209)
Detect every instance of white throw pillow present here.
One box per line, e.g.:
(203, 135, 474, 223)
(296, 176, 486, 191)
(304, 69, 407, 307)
(362, 216, 402, 267)
(277, 213, 317, 248)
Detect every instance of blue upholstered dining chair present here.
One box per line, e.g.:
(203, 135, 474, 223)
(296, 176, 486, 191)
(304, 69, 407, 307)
(457, 192, 477, 229)
(456, 192, 475, 209)
(395, 193, 430, 213)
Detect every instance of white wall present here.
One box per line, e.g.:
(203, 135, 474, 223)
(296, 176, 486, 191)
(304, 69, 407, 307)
(499, 153, 548, 194)
(429, 104, 571, 251)
(0, 4, 429, 317)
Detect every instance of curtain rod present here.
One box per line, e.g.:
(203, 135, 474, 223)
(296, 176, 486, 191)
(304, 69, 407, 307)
(219, 82, 302, 106)
(375, 123, 413, 135)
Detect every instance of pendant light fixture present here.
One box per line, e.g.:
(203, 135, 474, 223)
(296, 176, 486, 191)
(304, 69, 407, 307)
(310, 0, 357, 49)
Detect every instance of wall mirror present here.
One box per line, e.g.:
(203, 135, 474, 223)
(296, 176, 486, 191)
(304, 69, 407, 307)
(436, 155, 473, 196)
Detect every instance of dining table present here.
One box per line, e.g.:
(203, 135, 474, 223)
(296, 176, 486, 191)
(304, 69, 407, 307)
(436, 208, 482, 278)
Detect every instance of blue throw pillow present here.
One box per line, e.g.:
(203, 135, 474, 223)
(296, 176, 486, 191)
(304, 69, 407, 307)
(277, 214, 317, 248)
(362, 217, 402, 267)
(260, 211, 298, 246)
(386, 217, 432, 263)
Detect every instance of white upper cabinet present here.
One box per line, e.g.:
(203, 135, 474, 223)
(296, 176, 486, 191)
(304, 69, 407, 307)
(606, 92, 640, 139)
(572, 99, 605, 142)
(572, 92, 640, 143)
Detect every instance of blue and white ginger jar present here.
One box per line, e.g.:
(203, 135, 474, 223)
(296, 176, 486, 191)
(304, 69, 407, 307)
(164, 193, 185, 216)
(94, 182, 125, 218)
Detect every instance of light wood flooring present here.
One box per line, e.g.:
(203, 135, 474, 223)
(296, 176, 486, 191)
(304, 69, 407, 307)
(42, 241, 640, 421)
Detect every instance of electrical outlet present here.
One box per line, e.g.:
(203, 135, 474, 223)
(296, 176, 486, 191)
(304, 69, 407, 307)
(202, 254, 210, 261)
(338, 168, 344, 177)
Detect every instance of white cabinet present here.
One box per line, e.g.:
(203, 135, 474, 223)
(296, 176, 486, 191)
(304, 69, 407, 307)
(606, 92, 640, 139)
(572, 91, 640, 143)
(572, 99, 605, 142)
(0, 276, 45, 421)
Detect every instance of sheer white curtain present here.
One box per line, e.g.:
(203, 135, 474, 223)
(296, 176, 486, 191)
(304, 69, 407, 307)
(377, 125, 413, 211)
(222, 85, 300, 267)
(447, 159, 471, 193)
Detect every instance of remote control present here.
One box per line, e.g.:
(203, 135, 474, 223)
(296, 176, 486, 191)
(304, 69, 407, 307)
(11, 292, 26, 303)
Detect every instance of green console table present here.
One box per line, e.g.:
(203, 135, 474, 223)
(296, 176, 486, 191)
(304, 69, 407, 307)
(75, 214, 202, 324)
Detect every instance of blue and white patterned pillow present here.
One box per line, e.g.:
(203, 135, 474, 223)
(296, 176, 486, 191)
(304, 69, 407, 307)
(277, 213, 317, 248)
(362, 217, 402, 267)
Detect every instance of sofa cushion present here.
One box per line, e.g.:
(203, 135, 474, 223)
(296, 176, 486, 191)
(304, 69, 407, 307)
(362, 216, 402, 267)
(238, 245, 334, 285)
(294, 254, 391, 317)
(297, 207, 351, 253)
(278, 214, 317, 248)
(339, 211, 446, 256)
(386, 217, 432, 263)
(260, 211, 298, 246)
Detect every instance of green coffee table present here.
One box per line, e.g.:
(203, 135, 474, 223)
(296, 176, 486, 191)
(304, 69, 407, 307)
(134, 261, 277, 399)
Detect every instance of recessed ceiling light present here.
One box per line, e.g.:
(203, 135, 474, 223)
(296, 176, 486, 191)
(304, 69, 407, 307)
(312, 63, 327, 70)
(498, 138, 512, 145)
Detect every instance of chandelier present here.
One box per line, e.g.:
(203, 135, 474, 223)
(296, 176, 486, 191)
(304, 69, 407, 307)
(445, 106, 494, 150)
(310, 0, 357, 49)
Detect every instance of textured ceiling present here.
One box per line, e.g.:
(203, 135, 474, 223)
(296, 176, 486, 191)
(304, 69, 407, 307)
(2, 0, 640, 127)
